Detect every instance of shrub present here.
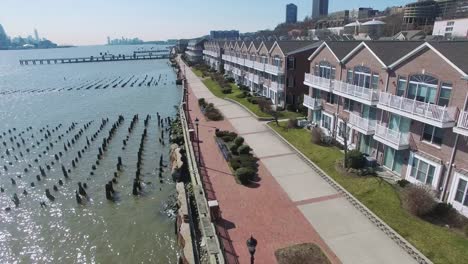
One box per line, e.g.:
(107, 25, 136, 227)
(310, 127, 322, 144)
(221, 87, 232, 94)
(464, 225, 468, 237)
(225, 77, 235, 83)
(397, 179, 411, 188)
(217, 131, 237, 142)
(230, 158, 241, 170)
(234, 136, 245, 146)
(205, 110, 223, 121)
(286, 104, 297, 112)
(236, 167, 256, 184)
(402, 185, 436, 217)
(431, 203, 454, 218)
(258, 98, 272, 113)
(346, 150, 366, 169)
(287, 118, 298, 129)
(238, 145, 251, 155)
(229, 143, 239, 155)
(198, 98, 207, 107)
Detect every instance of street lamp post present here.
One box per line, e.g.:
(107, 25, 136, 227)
(194, 117, 200, 165)
(246, 235, 257, 264)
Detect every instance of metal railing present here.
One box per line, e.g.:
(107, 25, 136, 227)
(265, 63, 282, 75)
(244, 59, 254, 68)
(303, 95, 322, 110)
(348, 112, 376, 134)
(334, 80, 379, 103)
(379, 92, 457, 124)
(303, 73, 334, 91)
(457, 111, 468, 130)
(253, 61, 265, 71)
(375, 123, 410, 147)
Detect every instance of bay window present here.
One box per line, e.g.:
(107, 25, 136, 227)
(409, 156, 436, 185)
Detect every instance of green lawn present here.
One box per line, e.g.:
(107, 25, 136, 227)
(192, 68, 204, 77)
(269, 122, 468, 264)
(198, 71, 304, 119)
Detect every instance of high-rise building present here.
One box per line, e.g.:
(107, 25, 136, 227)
(286, 3, 298, 23)
(0, 24, 10, 49)
(34, 28, 39, 43)
(312, 0, 329, 19)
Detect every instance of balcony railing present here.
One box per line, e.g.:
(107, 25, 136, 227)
(378, 92, 457, 128)
(348, 112, 376, 135)
(374, 124, 410, 150)
(254, 61, 265, 71)
(265, 64, 283, 75)
(253, 74, 263, 84)
(224, 64, 232, 71)
(269, 81, 284, 92)
(303, 95, 322, 110)
(303, 74, 334, 92)
(454, 111, 468, 136)
(236, 57, 245, 66)
(333, 81, 379, 105)
(244, 59, 254, 68)
(233, 68, 243, 76)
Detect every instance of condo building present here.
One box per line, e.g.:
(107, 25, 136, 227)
(202, 39, 468, 217)
(304, 40, 468, 216)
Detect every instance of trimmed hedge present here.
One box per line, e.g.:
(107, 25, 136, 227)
(236, 167, 256, 184)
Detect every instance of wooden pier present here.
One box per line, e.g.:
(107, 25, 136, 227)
(19, 54, 170, 65)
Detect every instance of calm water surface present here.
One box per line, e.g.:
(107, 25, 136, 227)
(0, 45, 182, 263)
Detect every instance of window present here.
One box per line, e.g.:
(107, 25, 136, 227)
(338, 121, 351, 140)
(287, 77, 295, 88)
(409, 156, 436, 185)
(326, 93, 336, 104)
(422, 124, 444, 145)
(447, 21, 455, 26)
(407, 74, 438, 104)
(397, 76, 407, 96)
(312, 88, 321, 99)
(371, 74, 379, 89)
(321, 114, 332, 130)
(446, 27, 453, 32)
(454, 179, 468, 206)
(318, 62, 333, 79)
(346, 70, 353, 84)
(273, 57, 282, 67)
(353, 66, 376, 89)
(344, 98, 354, 112)
(261, 55, 268, 64)
(438, 83, 452, 106)
(287, 57, 295, 70)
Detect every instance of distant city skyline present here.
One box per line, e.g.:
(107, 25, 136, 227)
(0, 0, 414, 45)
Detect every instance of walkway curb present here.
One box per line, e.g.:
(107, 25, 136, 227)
(266, 123, 433, 264)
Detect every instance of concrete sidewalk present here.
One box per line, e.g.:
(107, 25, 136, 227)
(182, 61, 418, 264)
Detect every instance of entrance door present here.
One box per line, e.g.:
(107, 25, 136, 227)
(383, 146, 404, 175)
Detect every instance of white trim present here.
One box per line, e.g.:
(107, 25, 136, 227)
(388, 42, 468, 77)
(307, 42, 340, 63)
(268, 41, 286, 58)
(405, 151, 442, 190)
(448, 172, 468, 217)
(320, 111, 335, 136)
(341, 42, 387, 69)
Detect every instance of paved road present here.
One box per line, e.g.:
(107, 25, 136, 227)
(181, 60, 418, 264)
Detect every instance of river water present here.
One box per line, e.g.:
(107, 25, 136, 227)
(0, 45, 182, 263)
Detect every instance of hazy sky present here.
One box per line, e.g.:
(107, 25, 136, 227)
(0, 0, 413, 45)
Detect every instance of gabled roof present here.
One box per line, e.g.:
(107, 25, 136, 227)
(341, 41, 423, 68)
(270, 41, 315, 56)
(308, 41, 360, 62)
(241, 41, 251, 52)
(247, 41, 262, 53)
(389, 41, 468, 77)
(257, 41, 275, 55)
(286, 41, 322, 56)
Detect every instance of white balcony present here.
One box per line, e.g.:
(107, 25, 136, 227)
(247, 73, 255, 82)
(253, 74, 263, 85)
(348, 112, 376, 135)
(454, 111, 468, 136)
(333, 81, 379, 106)
(374, 124, 410, 150)
(265, 64, 283, 75)
(233, 67, 243, 76)
(224, 64, 232, 72)
(378, 92, 457, 128)
(303, 95, 322, 110)
(269, 81, 284, 93)
(222, 54, 230, 62)
(244, 59, 254, 68)
(254, 61, 265, 71)
(303, 74, 334, 92)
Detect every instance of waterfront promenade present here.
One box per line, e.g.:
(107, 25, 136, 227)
(179, 58, 419, 264)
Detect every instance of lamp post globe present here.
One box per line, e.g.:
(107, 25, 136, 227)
(246, 235, 257, 264)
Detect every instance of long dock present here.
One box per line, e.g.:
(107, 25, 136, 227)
(19, 54, 170, 65)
